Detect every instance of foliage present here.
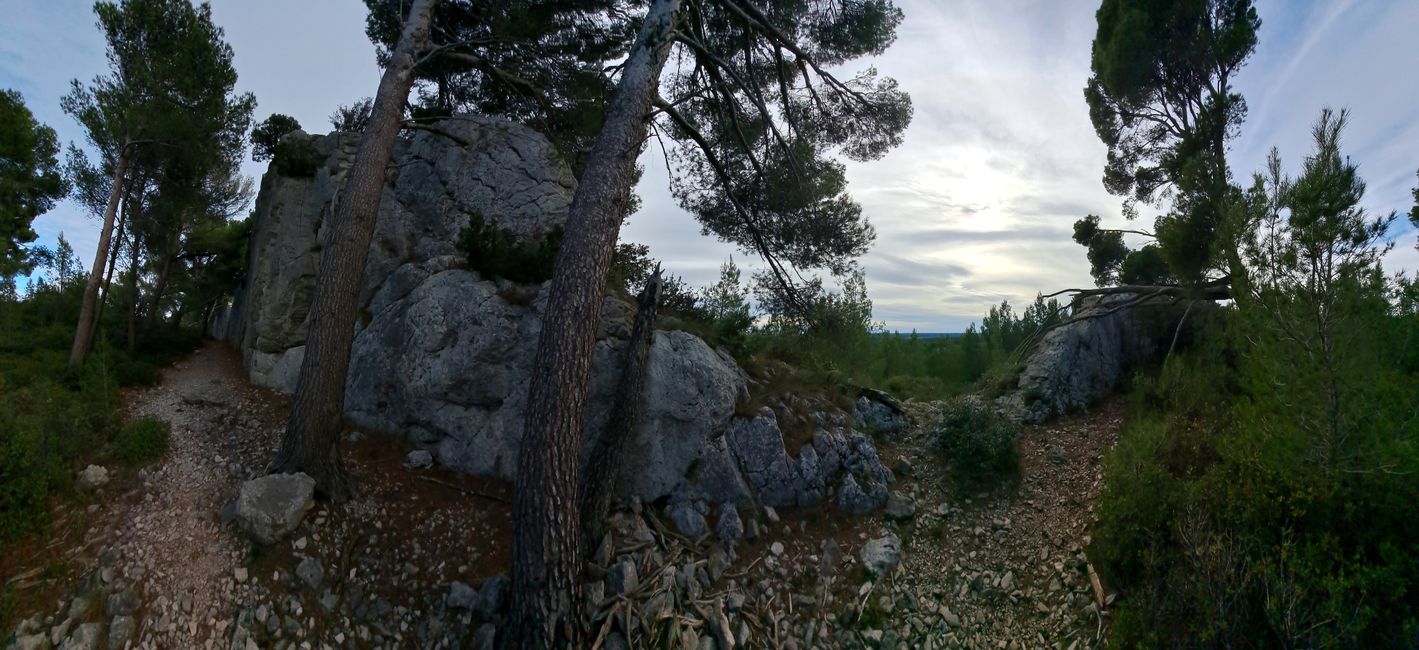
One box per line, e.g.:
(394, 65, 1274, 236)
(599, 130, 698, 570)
(250, 113, 302, 162)
(660, 0, 912, 317)
(0, 89, 68, 278)
(1095, 111, 1419, 648)
(0, 256, 200, 544)
(456, 212, 563, 284)
(363, 0, 634, 172)
(931, 397, 1020, 482)
(328, 98, 373, 133)
(271, 136, 324, 178)
(113, 416, 170, 465)
(1079, 0, 1260, 285)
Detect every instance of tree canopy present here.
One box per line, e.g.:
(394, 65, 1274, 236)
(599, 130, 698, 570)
(250, 113, 302, 162)
(1079, 0, 1260, 286)
(0, 90, 68, 278)
(362, 0, 635, 165)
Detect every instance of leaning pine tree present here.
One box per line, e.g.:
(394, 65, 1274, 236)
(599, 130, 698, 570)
(269, 0, 437, 499)
(507, 0, 912, 645)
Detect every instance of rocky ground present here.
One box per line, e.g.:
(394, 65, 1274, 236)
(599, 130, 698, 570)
(4, 342, 1119, 649)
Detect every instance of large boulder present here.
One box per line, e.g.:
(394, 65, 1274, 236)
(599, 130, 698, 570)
(223, 114, 891, 513)
(234, 473, 315, 545)
(999, 293, 1188, 423)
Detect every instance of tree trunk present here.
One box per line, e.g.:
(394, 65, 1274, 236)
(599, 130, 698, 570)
(146, 242, 176, 327)
(507, 1, 680, 646)
(96, 181, 131, 322)
(268, 0, 436, 501)
(125, 229, 143, 354)
(580, 270, 662, 552)
(70, 149, 130, 365)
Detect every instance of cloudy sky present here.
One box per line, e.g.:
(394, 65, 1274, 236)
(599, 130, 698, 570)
(3, 0, 1416, 332)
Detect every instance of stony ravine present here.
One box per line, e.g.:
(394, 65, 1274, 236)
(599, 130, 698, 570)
(4, 342, 1119, 649)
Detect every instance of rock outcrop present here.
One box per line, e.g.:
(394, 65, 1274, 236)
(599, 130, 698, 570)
(221, 115, 891, 521)
(999, 293, 1188, 423)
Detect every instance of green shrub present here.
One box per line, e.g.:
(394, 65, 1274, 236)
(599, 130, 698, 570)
(112, 416, 170, 466)
(932, 397, 1019, 482)
(456, 212, 562, 284)
(271, 136, 324, 177)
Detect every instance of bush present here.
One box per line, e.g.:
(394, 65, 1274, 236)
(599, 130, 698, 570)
(112, 416, 170, 466)
(932, 398, 1019, 481)
(271, 136, 324, 177)
(456, 212, 562, 284)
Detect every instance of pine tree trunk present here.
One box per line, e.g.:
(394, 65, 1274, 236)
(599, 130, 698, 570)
(71, 149, 130, 365)
(125, 230, 143, 354)
(581, 271, 661, 551)
(507, 1, 680, 646)
(146, 243, 175, 326)
(268, 0, 436, 501)
(97, 183, 131, 320)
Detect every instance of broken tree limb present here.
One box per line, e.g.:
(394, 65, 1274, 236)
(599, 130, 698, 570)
(581, 267, 663, 551)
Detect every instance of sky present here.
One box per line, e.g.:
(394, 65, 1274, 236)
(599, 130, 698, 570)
(2, 0, 1416, 332)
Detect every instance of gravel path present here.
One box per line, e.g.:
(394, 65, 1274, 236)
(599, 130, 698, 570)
(5, 343, 1124, 649)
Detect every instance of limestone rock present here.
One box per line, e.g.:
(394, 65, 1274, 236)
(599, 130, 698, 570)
(77, 465, 108, 489)
(234, 473, 315, 545)
(860, 532, 902, 576)
(1000, 293, 1190, 423)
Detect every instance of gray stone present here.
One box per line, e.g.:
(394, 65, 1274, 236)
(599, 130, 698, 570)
(107, 616, 134, 649)
(105, 589, 139, 616)
(667, 499, 709, 538)
(234, 473, 315, 545)
(715, 503, 743, 543)
(836, 473, 886, 515)
(404, 450, 433, 470)
(884, 491, 916, 522)
(854, 393, 906, 437)
(607, 561, 639, 596)
(77, 465, 108, 489)
(58, 623, 100, 650)
(446, 581, 476, 610)
(475, 573, 506, 619)
(724, 410, 803, 508)
(860, 532, 902, 576)
(295, 556, 324, 590)
(11, 633, 47, 650)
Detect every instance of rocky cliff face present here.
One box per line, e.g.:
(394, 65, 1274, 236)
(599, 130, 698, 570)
(220, 116, 892, 531)
(998, 293, 1188, 423)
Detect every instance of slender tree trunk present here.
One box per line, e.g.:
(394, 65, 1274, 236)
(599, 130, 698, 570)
(97, 181, 132, 319)
(269, 0, 436, 501)
(146, 241, 176, 327)
(581, 270, 661, 552)
(124, 230, 143, 354)
(71, 149, 130, 365)
(507, 1, 680, 646)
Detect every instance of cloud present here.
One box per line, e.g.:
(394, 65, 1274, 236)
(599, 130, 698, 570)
(4, 0, 1415, 332)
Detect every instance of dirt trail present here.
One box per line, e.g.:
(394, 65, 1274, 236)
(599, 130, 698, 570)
(5, 342, 1124, 649)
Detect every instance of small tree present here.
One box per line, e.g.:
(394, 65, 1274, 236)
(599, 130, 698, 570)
(63, 0, 254, 365)
(1077, 0, 1260, 286)
(250, 113, 302, 162)
(328, 98, 374, 133)
(0, 90, 67, 278)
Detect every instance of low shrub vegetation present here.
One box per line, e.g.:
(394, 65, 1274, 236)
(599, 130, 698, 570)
(113, 416, 171, 466)
(931, 397, 1020, 482)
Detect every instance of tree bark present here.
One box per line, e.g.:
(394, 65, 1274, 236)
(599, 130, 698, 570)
(580, 270, 662, 552)
(507, 1, 680, 646)
(124, 229, 143, 354)
(268, 0, 436, 501)
(70, 149, 130, 365)
(146, 238, 177, 327)
(97, 180, 132, 321)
